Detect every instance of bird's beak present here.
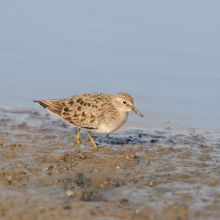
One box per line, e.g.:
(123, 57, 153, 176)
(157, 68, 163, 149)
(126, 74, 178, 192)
(131, 107, 143, 117)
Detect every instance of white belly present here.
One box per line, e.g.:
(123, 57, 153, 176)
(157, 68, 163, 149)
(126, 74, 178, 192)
(94, 112, 129, 134)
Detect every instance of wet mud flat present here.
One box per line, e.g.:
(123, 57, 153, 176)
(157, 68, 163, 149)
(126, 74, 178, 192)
(0, 107, 220, 220)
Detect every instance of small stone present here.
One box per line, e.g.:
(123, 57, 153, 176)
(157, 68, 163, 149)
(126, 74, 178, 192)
(66, 190, 75, 197)
(7, 176, 13, 181)
(149, 181, 156, 187)
(124, 153, 137, 160)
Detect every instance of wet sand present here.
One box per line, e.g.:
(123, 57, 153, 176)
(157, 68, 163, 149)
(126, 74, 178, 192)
(0, 107, 220, 220)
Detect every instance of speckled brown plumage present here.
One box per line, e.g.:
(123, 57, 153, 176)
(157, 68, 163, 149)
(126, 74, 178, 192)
(33, 92, 143, 148)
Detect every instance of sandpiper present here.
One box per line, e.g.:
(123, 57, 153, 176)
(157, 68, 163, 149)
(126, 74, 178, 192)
(33, 92, 143, 148)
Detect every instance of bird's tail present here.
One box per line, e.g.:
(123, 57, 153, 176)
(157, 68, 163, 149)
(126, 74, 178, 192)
(33, 100, 41, 105)
(33, 99, 64, 116)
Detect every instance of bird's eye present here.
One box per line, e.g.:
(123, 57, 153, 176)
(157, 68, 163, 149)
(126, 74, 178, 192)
(123, 101, 127, 104)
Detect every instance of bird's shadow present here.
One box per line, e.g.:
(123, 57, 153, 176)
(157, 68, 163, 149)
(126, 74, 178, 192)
(92, 130, 166, 145)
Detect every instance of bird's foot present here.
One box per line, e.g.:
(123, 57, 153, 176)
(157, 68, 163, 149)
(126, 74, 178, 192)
(88, 132, 97, 148)
(74, 128, 81, 145)
(74, 136, 81, 145)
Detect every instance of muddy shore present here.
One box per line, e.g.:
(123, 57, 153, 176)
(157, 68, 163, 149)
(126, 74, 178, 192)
(0, 106, 220, 220)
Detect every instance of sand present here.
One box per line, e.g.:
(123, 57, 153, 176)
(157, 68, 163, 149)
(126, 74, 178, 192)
(0, 106, 220, 220)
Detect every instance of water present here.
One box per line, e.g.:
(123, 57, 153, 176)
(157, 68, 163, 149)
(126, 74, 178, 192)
(1, 0, 220, 130)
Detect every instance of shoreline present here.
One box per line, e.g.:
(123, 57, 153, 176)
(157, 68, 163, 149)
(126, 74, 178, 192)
(1, 102, 220, 134)
(0, 105, 220, 219)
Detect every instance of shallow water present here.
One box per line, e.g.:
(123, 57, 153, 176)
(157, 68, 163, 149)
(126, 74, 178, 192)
(0, 1, 220, 130)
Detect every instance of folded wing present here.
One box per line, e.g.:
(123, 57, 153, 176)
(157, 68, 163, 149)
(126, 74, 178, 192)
(33, 95, 107, 130)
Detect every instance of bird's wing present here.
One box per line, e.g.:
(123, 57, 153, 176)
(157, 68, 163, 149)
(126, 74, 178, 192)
(33, 93, 114, 129)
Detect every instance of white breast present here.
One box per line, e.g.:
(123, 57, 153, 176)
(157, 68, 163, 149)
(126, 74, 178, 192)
(95, 112, 129, 134)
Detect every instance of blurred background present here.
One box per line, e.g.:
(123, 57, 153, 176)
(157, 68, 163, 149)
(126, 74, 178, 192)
(0, 0, 220, 130)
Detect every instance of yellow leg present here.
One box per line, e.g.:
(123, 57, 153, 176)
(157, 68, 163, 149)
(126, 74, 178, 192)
(74, 128, 81, 144)
(87, 131, 97, 148)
